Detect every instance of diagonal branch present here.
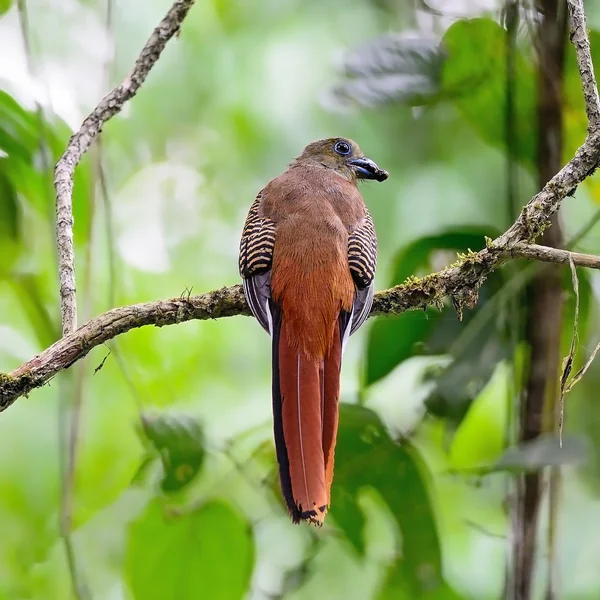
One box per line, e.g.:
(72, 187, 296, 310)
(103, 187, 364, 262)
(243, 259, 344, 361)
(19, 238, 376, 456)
(567, 0, 600, 129)
(54, 0, 197, 336)
(2, 0, 599, 414)
(1, 243, 599, 411)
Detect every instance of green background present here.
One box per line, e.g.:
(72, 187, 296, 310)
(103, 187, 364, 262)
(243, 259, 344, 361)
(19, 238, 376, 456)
(1, 0, 600, 598)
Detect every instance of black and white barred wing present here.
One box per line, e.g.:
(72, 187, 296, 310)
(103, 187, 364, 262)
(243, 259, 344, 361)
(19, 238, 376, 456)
(341, 208, 377, 343)
(239, 193, 276, 335)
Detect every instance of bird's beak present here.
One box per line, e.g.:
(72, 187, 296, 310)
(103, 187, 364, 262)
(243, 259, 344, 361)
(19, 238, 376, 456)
(348, 157, 388, 182)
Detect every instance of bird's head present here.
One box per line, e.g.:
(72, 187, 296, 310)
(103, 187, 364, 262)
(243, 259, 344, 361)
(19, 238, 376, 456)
(293, 137, 389, 183)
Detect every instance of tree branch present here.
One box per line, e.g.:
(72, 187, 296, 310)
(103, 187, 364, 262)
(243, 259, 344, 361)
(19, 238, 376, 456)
(0, 242, 599, 411)
(511, 243, 600, 269)
(567, 0, 600, 129)
(2, 0, 599, 414)
(53, 0, 197, 335)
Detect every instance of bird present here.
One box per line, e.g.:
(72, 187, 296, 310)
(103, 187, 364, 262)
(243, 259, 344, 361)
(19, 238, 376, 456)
(238, 138, 388, 525)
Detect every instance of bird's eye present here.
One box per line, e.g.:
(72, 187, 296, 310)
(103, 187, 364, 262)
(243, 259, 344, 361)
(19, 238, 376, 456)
(334, 141, 351, 155)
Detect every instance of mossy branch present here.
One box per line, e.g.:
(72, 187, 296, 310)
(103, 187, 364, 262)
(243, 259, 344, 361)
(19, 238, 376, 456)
(1, 242, 600, 411)
(1, 0, 600, 412)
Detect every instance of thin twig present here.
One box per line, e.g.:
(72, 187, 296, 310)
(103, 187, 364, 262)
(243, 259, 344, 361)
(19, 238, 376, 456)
(511, 243, 600, 269)
(53, 0, 197, 336)
(559, 257, 579, 447)
(563, 341, 600, 394)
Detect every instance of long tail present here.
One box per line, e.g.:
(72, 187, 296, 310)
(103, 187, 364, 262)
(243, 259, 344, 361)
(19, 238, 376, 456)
(272, 314, 342, 525)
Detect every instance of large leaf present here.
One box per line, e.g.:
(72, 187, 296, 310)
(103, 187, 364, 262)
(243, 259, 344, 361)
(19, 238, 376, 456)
(448, 362, 509, 470)
(330, 32, 444, 108)
(366, 227, 501, 386)
(0, 167, 19, 273)
(492, 433, 589, 473)
(333, 404, 458, 597)
(0, 90, 92, 246)
(441, 18, 537, 169)
(378, 562, 462, 600)
(139, 411, 206, 493)
(0, 90, 40, 161)
(421, 274, 510, 423)
(426, 261, 592, 423)
(126, 499, 254, 600)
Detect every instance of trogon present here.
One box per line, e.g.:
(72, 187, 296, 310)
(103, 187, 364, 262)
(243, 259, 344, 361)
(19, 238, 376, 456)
(239, 138, 388, 525)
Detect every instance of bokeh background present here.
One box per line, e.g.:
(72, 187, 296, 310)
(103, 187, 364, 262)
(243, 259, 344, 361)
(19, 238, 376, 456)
(1, 0, 600, 598)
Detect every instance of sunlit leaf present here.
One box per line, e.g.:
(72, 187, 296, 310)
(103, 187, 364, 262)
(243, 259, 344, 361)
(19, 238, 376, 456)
(378, 562, 463, 600)
(0, 90, 39, 161)
(441, 18, 536, 168)
(0, 168, 19, 273)
(0, 0, 11, 16)
(448, 362, 509, 470)
(140, 412, 205, 493)
(126, 499, 254, 600)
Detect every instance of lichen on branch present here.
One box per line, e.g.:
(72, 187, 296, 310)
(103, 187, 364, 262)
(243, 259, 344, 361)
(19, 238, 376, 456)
(2, 0, 600, 414)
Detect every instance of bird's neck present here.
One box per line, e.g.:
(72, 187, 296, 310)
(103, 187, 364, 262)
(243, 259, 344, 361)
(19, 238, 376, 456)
(289, 160, 355, 184)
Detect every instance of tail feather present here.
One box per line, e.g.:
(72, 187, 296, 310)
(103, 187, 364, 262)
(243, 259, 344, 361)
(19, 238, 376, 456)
(278, 319, 327, 523)
(322, 321, 342, 506)
(272, 313, 343, 525)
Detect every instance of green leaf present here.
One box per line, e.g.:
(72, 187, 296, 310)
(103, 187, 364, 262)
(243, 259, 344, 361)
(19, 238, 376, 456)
(333, 404, 458, 597)
(140, 412, 205, 493)
(448, 362, 509, 470)
(126, 499, 254, 600)
(8, 275, 60, 348)
(378, 562, 463, 600)
(0, 0, 11, 16)
(366, 228, 500, 385)
(0, 92, 91, 246)
(331, 32, 443, 108)
(0, 167, 19, 273)
(130, 454, 158, 487)
(449, 433, 590, 476)
(0, 90, 40, 161)
(422, 271, 509, 423)
(492, 433, 589, 473)
(441, 18, 536, 168)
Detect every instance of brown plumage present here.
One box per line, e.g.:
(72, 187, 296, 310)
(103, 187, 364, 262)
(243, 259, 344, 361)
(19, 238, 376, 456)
(239, 138, 388, 525)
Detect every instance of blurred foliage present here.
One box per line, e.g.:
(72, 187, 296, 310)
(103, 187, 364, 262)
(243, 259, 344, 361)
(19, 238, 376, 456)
(138, 411, 206, 493)
(126, 499, 253, 600)
(1, 0, 600, 599)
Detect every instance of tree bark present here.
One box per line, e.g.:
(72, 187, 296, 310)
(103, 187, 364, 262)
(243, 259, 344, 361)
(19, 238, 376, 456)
(511, 2, 568, 598)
